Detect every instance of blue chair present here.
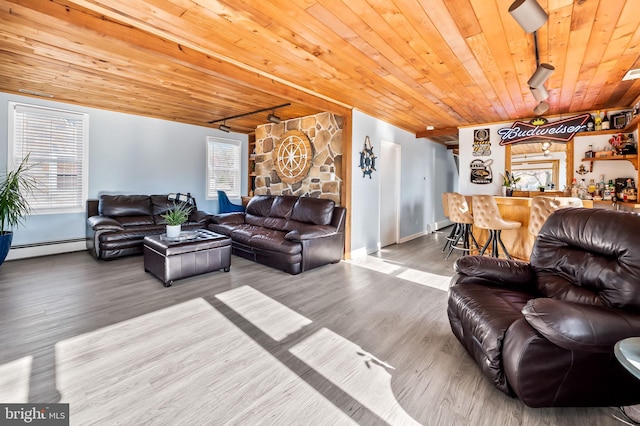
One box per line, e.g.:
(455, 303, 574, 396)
(217, 191, 245, 213)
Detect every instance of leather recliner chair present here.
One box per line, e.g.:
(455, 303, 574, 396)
(448, 207, 640, 407)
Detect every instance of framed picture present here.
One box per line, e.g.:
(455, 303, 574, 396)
(612, 112, 627, 129)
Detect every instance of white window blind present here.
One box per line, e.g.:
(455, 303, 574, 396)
(206, 137, 241, 199)
(9, 102, 89, 214)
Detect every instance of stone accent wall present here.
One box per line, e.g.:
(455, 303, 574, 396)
(253, 112, 343, 205)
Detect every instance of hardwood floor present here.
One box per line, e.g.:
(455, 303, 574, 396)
(0, 230, 620, 425)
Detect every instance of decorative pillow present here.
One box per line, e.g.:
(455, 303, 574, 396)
(168, 192, 195, 205)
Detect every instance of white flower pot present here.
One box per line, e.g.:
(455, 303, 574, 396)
(166, 224, 181, 238)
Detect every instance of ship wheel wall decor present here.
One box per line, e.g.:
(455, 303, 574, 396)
(272, 130, 314, 184)
(359, 136, 377, 178)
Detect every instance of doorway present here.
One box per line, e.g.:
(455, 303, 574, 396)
(379, 140, 401, 248)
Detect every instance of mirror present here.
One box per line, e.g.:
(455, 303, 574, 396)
(505, 140, 574, 191)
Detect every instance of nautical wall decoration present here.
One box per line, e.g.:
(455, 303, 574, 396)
(359, 136, 377, 178)
(470, 159, 493, 184)
(473, 128, 491, 156)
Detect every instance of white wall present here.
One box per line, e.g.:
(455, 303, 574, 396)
(350, 110, 457, 257)
(459, 125, 506, 195)
(1, 93, 248, 247)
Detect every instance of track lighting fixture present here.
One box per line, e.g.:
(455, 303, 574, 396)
(208, 103, 290, 127)
(508, 0, 548, 33)
(533, 101, 550, 115)
(528, 63, 555, 88)
(267, 111, 281, 124)
(530, 85, 549, 102)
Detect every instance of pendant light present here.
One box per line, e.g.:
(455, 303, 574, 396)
(533, 101, 550, 115)
(509, 0, 548, 33)
(530, 85, 549, 102)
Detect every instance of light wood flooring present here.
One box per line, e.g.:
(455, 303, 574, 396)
(0, 230, 621, 425)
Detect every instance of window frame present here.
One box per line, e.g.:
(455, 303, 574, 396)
(206, 136, 242, 200)
(8, 102, 89, 215)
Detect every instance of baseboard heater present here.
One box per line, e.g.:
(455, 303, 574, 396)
(6, 238, 87, 261)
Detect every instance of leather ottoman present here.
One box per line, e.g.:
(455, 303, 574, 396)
(143, 230, 232, 287)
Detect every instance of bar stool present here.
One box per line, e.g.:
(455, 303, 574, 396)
(529, 196, 582, 237)
(446, 192, 480, 260)
(472, 195, 521, 259)
(441, 192, 459, 254)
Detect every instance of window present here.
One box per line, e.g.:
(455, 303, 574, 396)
(206, 136, 241, 199)
(9, 102, 89, 214)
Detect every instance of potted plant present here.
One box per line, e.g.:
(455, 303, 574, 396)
(501, 171, 520, 196)
(0, 155, 37, 266)
(161, 202, 192, 238)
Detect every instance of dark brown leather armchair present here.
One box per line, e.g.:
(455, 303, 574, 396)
(448, 207, 640, 407)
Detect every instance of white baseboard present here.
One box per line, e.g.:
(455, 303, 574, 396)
(434, 219, 453, 231)
(349, 247, 370, 259)
(398, 230, 429, 244)
(6, 240, 87, 261)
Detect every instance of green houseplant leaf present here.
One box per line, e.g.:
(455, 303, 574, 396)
(161, 202, 192, 226)
(0, 154, 37, 234)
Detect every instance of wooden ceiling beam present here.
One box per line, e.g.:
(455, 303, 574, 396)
(415, 127, 459, 139)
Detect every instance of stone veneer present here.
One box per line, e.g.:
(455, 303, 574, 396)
(253, 112, 343, 205)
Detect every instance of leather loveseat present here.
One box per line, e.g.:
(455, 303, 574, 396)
(208, 195, 346, 274)
(448, 208, 640, 407)
(86, 194, 210, 259)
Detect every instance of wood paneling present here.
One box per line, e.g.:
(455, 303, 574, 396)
(0, 0, 639, 141)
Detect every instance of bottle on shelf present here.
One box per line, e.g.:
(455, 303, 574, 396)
(570, 178, 578, 198)
(602, 112, 610, 130)
(594, 111, 603, 131)
(578, 179, 588, 199)
(586, 114, 595, 132)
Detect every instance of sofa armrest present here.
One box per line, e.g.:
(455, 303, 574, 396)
(522, 298, 640, 352)
(453, 255, 535, 288)
(211, 212, 246, 225)
(285, 225, 336, 241)
(87, 215, 124, 231)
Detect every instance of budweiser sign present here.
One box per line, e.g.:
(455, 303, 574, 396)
(498, 113, 591, 145)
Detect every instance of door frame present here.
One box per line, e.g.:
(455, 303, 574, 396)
(379, 139, 401, 248)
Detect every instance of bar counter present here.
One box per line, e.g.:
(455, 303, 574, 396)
(467, 196, 593, 261)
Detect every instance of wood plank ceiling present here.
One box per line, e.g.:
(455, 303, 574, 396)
(1, 0, 639, 144)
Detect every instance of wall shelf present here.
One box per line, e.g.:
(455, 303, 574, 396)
(581, 154, 638, 172)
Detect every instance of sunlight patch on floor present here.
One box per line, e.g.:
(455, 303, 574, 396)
(216, 285, 312, 341)
(0, 355, 32, 403)
(290, 327, 421, 426)
(346, 256, 450, 291)
(54, 298, 354, 425)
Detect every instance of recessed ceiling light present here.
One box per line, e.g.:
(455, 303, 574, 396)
(426, 125, 435, 130)
(622, 68, 640, 81)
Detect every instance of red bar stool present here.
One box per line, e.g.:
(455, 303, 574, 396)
(446, 192, 480, 260)
(472, 195, 521, 259)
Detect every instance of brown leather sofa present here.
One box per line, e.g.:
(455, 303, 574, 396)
(448, 207, 640, 407)
(86, 194, 210, 259)
(209, 195, 346, 274)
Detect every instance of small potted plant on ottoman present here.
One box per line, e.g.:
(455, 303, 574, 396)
(161, 202, 192, 238)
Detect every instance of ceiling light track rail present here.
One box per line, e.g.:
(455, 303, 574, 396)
(208, 103, 291, 124)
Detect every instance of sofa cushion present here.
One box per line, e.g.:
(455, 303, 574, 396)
(250, 229, 301, 255)
(290, 197, 335, 225)
(270, 196, 297, 218)
(246, 195, 275, 217)
(115, 216, 156, 227)
(100, 195, 152, 217)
